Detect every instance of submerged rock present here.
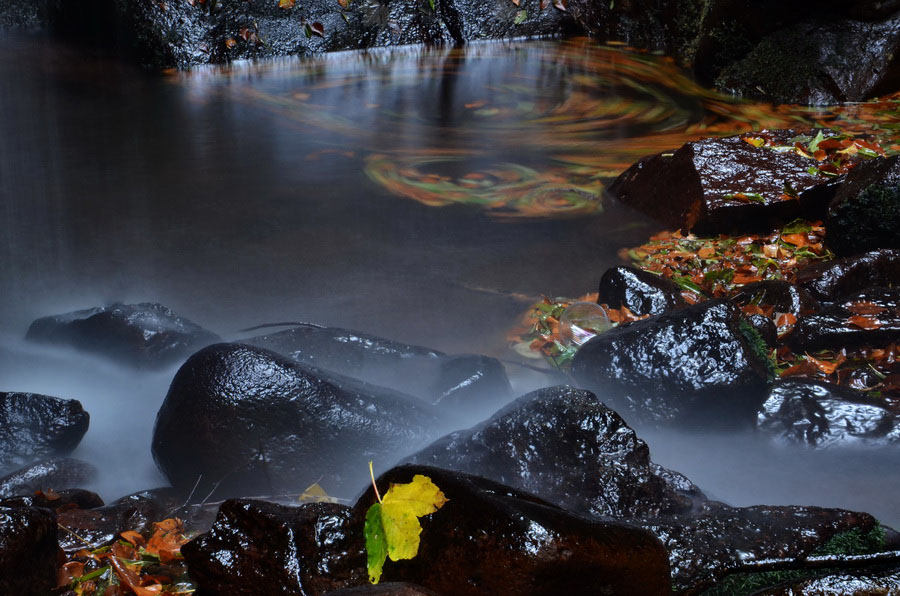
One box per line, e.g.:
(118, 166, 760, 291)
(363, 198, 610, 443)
(597, 265, 687, 316)
(607, 129, 843, 234)
(407, 386, 702, 519)
(0, 506, 59, 595)
(350, 465, 672, 595)
(26, 302, 219, 369)
(827, 154, 900, 256)
(152, 343, 441, 500)
(730, 280, 820, 319)
(0, 488, 104, 511)
(0, 391, 89, 472)
(795, 249, 900, 302)
(788, 288, 900, 352)
(757, 378, 900, 447)
(183, 500, 365, 595)
(571, 300, 772, 427)
(55, 490, 170, 552)
(0, 457, 97, 498)
(245, 324, 511, 418)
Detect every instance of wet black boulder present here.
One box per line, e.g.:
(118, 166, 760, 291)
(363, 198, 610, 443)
(788, 287, 900, 352)
(571, 299, 772, 427)
(607, 129, 843, 234)
(795, 249, 900, 302)
(406, 385, 702, 519)
(0, 487, 104, 511)
(245, 324, 511, 419)
(730, 280, 820, 318)
(183, 500, 365, 595)
(350, 465, 672, 595)
(0, 391, 89, 471)
(826, 154, 900, 256)
(26, 302, 219, 369)
(0, 506, 59, 595)
(152, 343, 441, 500)
(597, 265, 687, 316)
(0, 457, 98, 498)
(757, 378, 900, 447)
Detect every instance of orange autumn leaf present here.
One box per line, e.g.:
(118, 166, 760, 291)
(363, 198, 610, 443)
(845, 301, 886, 316)
(805, 354, 839, 375)
(144, 518, 189, 564)
(697, 246, 716, 259)
(742, 304, 767, 317)
(847, 315, 882, 330)
(776, 312, 797, 328)
(780, 361, 823, 378)
(120, 530, 145, 548)
(109, 555, 162, 596)
(781, 233, 810, 247)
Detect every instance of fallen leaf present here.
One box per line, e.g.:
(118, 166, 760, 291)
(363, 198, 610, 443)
(279, 0, 296, 6)
(781, 233, 810, 247)
(309, 21, 325, 37)
(845, 301, 887, 316)
(848, 315, 882, 330)
(224, 37, 237, 48)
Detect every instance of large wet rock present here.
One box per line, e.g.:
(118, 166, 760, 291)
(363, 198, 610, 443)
(730, 280, 820, 319)
(795, 249, 900, 302)
(827, 154, 900, 256)
(597, 265, 687, 316)
(0, 487, 104, 511)
(0, 506, 59, 595)
(788, 288, 900, 352)
(245, 324, 511, 418)
(607, 129, 843, 234)
(571, 299, 772, 427)
(757, 378, 900, 447)
(55, 490, 171, 552)
(46, 0, 579, 70)
(641, 502, 881, 593)
(717, 14, 900, 105)
(26, 302, 219, 369)
(0, 391, 89, 471)
(152, 342, 441, 500)
(349, 465, 672, 595)
(406, 386, 702, 518)
(0, 457, 97, 498)
(183, 500, 365, 594)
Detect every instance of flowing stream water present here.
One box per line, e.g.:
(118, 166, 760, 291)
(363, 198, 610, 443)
(1, 33, 898, 528)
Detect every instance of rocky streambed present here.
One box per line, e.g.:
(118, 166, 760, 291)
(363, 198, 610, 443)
(1, 126, 899, 595)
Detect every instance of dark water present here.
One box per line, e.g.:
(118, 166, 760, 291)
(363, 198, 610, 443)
(1, 34, 898, 527)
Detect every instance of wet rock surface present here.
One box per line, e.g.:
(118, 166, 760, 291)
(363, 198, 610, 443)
(731, 280, 820, 319)
(0, 487, 104, 511)
(826, 154, 900, 256)
(597, 265, 687, 316)
(0, 0, 48, 31)
(795, 249, 900, 302)
(152, 342, 441, 500)
(350, 465, 673, 595)
(640, 502, 880, 594)
(0, 457, 98, 498)
(607, 129, 843, 234)
(325, 583, 443, 596)
(571, 299, 772, 426)
(756, 567, 900, 595)
(55, 490, 171, 552)
(0, 505, 59, 595)
(406, 385, 702, 518)
(0, 391, 89, 471)
(246, 325, 511, 418)
(716, 15, 900, 105)
(26, 302, 219, 369)
(788, 288, 900, 352)
(183, 500, 365, 595)
(757, 378, 900, 447)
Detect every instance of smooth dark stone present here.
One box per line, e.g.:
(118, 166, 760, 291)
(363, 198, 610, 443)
(350, 465, 672, 596)
(55, 490, 169, 552)
(640, 502, 880, 593)
(152, 343, 441, 500)
(0, 457, 97, 498)
(0, 487, 104, 511)
(757, 378, 900, 447)
(746, 312, 778, 347)
(827, 154, 900, 256)
(0, 506, 59, 595)
(182, 500, 365, 595)
(0, 391, 89, 472)
(730, 280, 820, 318)
(795, 249, 900, 302)
(716, 15, 900, 105)
(757, 568, 900, 595)
(607, 129, 843, 234)
(597, 265, 687, 316)
(788, 288, 900, 352)
(325, 583, 443, 596)
(245, 325, 511, 418)
(571, 299, 772, 427)
(406, 386, 703, 519)
(26, 302, 220, 369)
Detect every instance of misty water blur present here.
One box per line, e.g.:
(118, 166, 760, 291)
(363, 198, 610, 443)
(0, 33, 897, 527)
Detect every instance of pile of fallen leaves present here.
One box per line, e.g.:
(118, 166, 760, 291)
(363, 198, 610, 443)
(57, 519, 194, 596)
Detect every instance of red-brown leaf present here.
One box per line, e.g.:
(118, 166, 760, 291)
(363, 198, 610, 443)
(845, 301, 887, 316)
(847, 315, 882, 330)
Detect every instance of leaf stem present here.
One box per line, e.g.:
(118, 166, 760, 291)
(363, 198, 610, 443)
(369, 461, 382, 503)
